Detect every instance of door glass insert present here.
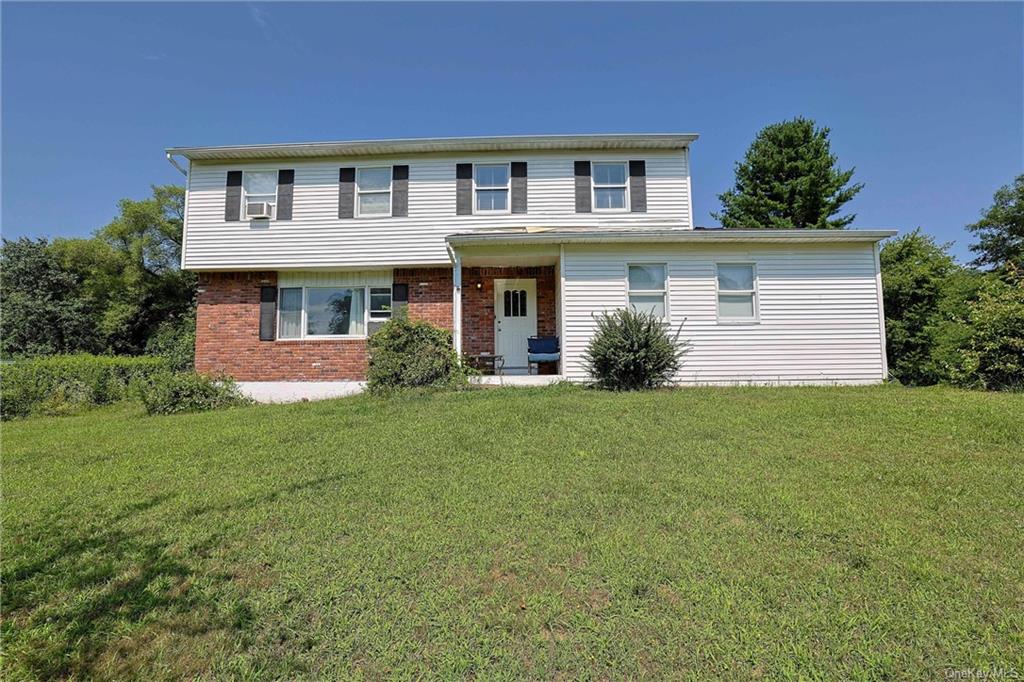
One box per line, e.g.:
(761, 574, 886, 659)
(503, 289, 528, 317)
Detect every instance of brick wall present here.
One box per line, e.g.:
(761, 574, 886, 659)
(194, 266, 555, 381)
(461, 266, 557, 372)
(393, 267, 454, 329)
(195, 272, 368, 381)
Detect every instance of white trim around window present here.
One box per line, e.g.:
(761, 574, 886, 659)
(356, 166, 393, 218)
(626, 262, 669, 321)
(242, 169, 278, 220)
(473, 162, 511, 215)
(592, 161, 629, 213)
(277, 285, 392, 340)
(715, 262, 759, 323)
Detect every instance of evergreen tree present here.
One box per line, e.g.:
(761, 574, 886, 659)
(714, 117, 863, 229)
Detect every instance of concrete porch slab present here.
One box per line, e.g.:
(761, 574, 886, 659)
(470, 374, 565, 387)
(237, 381, 366, 403)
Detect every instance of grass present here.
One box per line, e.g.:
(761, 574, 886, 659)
(3, 384, 1023, 680)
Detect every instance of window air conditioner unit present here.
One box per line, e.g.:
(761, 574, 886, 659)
(246, 202, 273, 219)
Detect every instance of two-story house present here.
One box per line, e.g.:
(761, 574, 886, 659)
(167, 134, 894, 385)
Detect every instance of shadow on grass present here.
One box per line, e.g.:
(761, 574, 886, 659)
(3, 475, 348, 679)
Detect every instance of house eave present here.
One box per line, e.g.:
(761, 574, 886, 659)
(445, 228, 898, 248)
(166, 133, 699, 162)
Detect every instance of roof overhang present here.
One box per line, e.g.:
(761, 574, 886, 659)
(446, 227, 897, 248)
(166, 133, 699, 162)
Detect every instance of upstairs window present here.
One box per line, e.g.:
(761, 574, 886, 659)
(628, 264, 667, 319)
(592, 162, 628, 211)
(243, 170, 277, 218)
(717, 263, 758, 322)
(475, 164, 510, 213)
(357, 167, 392, 217)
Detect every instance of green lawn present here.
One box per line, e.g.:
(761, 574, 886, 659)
(3, 385, 1022, 680)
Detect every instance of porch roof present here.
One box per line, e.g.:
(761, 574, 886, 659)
(446, 227, 897, 248)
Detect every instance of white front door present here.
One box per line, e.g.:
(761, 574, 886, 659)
(494, 278, 537, 374)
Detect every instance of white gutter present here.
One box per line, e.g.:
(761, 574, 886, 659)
(446, 229, 897, 247)
(166, 133, 700, 162)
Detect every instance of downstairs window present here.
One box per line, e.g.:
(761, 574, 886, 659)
(716, 263, 758, 322)
(277, 286, 375, 339)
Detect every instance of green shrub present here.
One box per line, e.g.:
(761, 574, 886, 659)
(1, 354, 169, 419)
(583, 308, 688, 391)
(367, 310, 467, 393)
(145, 315, 195, 371)
(945, 277, 1024, 391)
(133, 371, 251, 415)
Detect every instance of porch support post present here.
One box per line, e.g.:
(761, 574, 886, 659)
(558, 244, 566, 376)
(452, 250, 463, 356)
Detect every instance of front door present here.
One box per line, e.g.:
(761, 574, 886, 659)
(494, 278, 537, 374)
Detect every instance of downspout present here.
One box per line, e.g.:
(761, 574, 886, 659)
(166, 152, 188, 176)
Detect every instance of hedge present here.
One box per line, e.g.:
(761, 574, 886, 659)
(1, 354, 169, 419)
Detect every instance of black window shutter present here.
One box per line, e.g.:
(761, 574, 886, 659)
(276, 169, 294, 220)
(392, 165, 409, 217)
(392, 282, 409, 315)
(338, 167, 355, 219)
(574, 161, 591, 213)
(629, 160, 647, 213)
(510, 162, 527, 214)
(456, 163, 473, 215)
(225, 171, 243, 221)
(259, 286, 277, 341)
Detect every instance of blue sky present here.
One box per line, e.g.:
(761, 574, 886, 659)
(3, 2, 1021, 261)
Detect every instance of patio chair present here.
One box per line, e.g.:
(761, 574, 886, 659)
(527, 336, 560, 375)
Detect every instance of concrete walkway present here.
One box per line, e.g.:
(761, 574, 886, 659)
(237, 381, 366, 403)
(237, 375, 566, 404)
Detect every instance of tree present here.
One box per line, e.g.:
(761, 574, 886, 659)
(88, 184, 195, 353)
(0, 238, 101, 357)
(967, 174, 1024, 275)
(879, 229, 972, 385)
(2, 185, 194, 358)
(946, 276, 1024, 390)
(714, 117, 863, 229)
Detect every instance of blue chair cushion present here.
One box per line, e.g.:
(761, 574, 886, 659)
(528, 353, 561, 363)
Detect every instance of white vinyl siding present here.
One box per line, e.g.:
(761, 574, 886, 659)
(182, 150, 691, 270)
(562, 243, 886, 385)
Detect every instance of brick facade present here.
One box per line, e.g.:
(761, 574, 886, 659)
(195, 272, 368, 381)
(461, 266, 558, 373)
(393, 267, 454, 329)
(194, 265, 556, 381)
